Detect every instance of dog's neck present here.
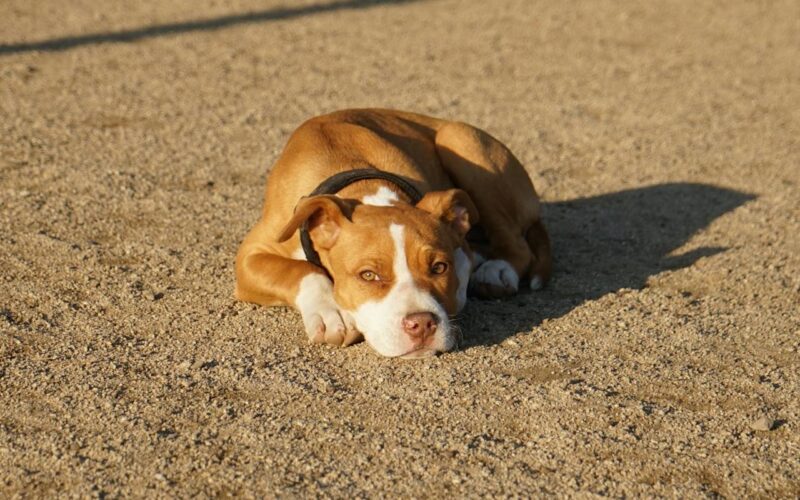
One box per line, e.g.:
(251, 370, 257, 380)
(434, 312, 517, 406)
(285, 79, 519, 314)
(306, 168, 423, 203)
(300, 169, 424, 270)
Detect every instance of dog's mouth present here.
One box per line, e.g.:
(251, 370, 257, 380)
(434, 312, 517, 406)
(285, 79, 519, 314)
(397, 323, 461, 359)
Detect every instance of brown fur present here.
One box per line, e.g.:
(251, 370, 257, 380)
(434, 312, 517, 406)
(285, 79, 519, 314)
(235, 108, 551, 310)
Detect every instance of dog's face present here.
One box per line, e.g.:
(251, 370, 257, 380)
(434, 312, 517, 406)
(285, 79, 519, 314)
(279, 190, 477, 357)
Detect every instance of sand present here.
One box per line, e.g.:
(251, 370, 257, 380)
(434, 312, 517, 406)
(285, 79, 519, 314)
(1, 0, 799, 496)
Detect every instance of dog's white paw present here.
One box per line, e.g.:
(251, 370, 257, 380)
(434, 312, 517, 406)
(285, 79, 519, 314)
(530, 275, 544, 291)
(295, 274, 361, 346)
(469, 259, 519, 298)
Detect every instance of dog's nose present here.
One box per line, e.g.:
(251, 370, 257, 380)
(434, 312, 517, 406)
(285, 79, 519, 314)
(402, 312, 438, 339)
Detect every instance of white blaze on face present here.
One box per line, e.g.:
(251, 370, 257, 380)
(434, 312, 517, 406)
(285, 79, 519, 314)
(361, 186, 400, 207)
(348, 223, 454, 357)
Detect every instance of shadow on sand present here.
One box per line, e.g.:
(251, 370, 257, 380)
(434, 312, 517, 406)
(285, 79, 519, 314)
(0, 0, 416, 55)
(460, 182, 755, 349)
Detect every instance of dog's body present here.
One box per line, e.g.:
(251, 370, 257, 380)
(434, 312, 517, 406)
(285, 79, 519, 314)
(235, 109, 551, 357)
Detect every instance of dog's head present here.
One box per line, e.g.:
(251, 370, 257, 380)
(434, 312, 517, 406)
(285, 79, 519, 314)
(278, 189, 478, 358)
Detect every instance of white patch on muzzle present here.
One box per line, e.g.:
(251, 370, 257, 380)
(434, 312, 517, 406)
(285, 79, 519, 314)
(349, 224, 454, 357)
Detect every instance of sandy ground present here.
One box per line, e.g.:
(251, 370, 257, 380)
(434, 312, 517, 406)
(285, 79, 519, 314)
(1, 0, 799, 497)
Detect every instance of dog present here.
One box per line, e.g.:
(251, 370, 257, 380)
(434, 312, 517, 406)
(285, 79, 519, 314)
(235, 109, 551, 358)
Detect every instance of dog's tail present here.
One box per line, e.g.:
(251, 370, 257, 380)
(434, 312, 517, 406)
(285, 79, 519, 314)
(526, 219, 552, 290)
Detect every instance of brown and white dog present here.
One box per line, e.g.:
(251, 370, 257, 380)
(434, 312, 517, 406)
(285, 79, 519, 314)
(235, 109, 551, 358)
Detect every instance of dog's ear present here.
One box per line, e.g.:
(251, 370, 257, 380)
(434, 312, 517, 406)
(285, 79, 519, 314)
(277, 195, 354, 249)
(416, 189, 479, 237)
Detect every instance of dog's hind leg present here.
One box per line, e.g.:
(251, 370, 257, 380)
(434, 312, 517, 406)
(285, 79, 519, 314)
(433, 121, 551, 298)
(525, 218, 552, 290)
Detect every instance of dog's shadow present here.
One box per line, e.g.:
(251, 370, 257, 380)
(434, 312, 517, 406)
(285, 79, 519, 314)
(458, 183, 755, 349)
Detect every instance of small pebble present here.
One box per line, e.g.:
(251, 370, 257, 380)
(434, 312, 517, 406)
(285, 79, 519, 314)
(750, 416, 776, 432)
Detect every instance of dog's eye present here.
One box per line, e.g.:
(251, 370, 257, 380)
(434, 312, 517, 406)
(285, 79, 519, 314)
(360, 270, 380, 282)
(431, 262, 448, 275)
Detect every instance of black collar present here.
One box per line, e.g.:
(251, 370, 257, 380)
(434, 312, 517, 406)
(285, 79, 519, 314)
(300, 168, 424, 270)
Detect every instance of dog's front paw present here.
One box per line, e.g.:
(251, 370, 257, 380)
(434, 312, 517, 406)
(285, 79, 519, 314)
(469, 259, 519, 299)
(303, 305, 362, 346)
(295, 274, 362, 346)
